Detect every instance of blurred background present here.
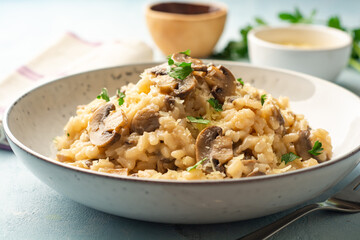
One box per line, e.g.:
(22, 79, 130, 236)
(1, 0, 359, 81)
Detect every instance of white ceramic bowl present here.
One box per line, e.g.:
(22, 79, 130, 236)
(4, 62, 360, 224)
(248, 25, 352, 81)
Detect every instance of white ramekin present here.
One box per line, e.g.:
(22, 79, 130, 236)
(248, 25, 352, 81)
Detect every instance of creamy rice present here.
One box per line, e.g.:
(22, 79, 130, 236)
(54, 52, 332, 180)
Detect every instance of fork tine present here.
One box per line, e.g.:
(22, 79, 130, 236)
(331, 175, 360, 204)
(353, 182, 360, 191)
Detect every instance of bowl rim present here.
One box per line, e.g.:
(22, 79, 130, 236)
(4, 61, 360, 185)
(145, 1, 227, 21)
(248, 24, 353, 52)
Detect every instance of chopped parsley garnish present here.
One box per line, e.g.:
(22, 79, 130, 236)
(281, 152, 300, 165)
(168, 61, 193, 80)
(180, 49, 191, 56)
(167, 56, 174, 66)
(308, 141, 324, 156)
(208, 98, 223, 112)
(261, 94, 267, 106)
(237, 78, 244, 85)
(186, 158, 207, 171)
(167, 53, 194, 80)
(186, 116, 210, 125)
(97, 88, 110, 102)
(67, 133, 70, 137)
(117, 89, 126, 106)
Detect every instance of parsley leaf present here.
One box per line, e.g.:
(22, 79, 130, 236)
(211, 25, 253, 60)
(117, 89, 126, 106)
(308, 141, 324, 156)
(186, 116, 210, 124)
(281, 152, 300, 164)
(208, 98, 223, 112)
(186, 158, 207, 171)
(327, 16, 346, 31)
(237, 78, 244, 85)
(168, 62, 193, 80)
(180, 49, 191, 56)
(278, 7, 316, 24)
(254, 17, 267, 26)
(167, 56, 174, 66)
(353, 28, 360, 43)
(261, 94, 267, 106)
(97, 88, 110, 102)
(349, 58, 360, 72)
(67, 133, 70, 137)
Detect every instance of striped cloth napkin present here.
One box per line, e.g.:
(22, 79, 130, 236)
(0, 32, 153, 150)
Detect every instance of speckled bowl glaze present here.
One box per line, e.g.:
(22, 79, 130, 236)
(4, 62, 360, 224)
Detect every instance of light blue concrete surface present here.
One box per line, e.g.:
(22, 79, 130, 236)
(1, 0, 360, 239)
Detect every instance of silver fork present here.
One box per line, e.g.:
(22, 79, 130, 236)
(238, 174, 360, 240)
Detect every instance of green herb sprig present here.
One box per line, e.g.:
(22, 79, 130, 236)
(186, 158, 207, 171)
(278, 8, 317, 24)
(117, 89, 126, 106)
(308, 140, 324, 156)
(186, 116, 210, 125)
(208, 98, 223, 112)
(167, 54, 193, 80)
(237, 78, 244, 86)
(97, 88, 110, 102)
(180, 49, 191, 56)
(281, 152, 300, 165)
(261, 94, 267, 106)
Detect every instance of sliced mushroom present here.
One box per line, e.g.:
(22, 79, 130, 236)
(247, 169, 266, 177)
(89, 103, 128, 147)
(272, 106, 286, 135)
(171, 53, 208, 71)
(85, 160, 93, 168)
(157, 158, 177, 174)
(211, 135, 234, 165)
(155, 75, 178, 94)
(131, 107, 160, 134)
(195, 126, 233, 174)
(204, 65, 236, 103)
(294, 130, 313, 161)
(173, 75, 197, 99)
(164, 96, 175, 111)
(146, 63, 168, 76)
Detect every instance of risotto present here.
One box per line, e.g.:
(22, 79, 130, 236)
(54, 51, 332, 180)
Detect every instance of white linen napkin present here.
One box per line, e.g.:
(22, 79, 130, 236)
(0, 32, 153, 149)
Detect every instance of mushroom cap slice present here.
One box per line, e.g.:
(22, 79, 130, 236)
(271, 106, 286, 135)
(146, 63, 168, 76)
(164, 95, 175, 111)
(154, 75, 178, 94)
(157, 158, 177, 174)
(131, 107, 160, 134)
(89, 103, 128, 147)
(205, 65, 237, 103)
(294, 130, 313, 161)
(196, 126, 223, 162)
(172, 53, 208, 72)
(211, 135, 234, 165)
(195, 126, 233, 173)
(174, 75, 197, 99)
